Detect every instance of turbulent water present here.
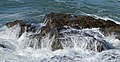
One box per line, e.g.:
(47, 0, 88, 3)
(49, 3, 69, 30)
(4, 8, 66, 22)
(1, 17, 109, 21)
(0, 0, 120, 62)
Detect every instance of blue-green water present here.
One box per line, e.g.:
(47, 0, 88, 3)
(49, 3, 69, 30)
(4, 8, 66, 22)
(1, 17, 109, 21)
(0, 0, 120, 62)
(0, 0, 120, 25)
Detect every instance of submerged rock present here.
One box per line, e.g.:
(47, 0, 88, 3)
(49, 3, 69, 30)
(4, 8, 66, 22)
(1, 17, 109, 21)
(5, 13, 120, 52)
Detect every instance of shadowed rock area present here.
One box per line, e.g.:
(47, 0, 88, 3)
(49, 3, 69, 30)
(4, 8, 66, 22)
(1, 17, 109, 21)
(5, 13, 120, 52)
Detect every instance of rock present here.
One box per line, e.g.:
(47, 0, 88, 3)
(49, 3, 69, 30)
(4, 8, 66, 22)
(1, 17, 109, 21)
(41, 13, 119, 51)
(6, 20, 37, 37)
(5, 13, 120, 52)
(6, 20, 24, 28)
(51, 39, 63, 51)
(0, 44, 7, 48)
(6, 13, 120, 38)
(43, 13, 120, 38)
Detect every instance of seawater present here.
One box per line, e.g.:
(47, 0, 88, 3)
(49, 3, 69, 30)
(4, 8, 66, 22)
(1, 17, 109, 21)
(0, 0, 120, 25)
(0, 0, 120, 62)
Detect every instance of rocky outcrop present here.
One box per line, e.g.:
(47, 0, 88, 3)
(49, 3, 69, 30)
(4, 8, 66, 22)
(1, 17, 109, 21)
(42, 13, 120, 36)
(40, 13, 120, 51)
(6, 20, 38, 37)
(5, 13, 120, 52)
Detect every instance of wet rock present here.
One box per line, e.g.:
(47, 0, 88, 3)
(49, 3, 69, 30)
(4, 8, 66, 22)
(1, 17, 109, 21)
(0, 44, 7, 48)
(43, 13, 120, 38)
(6, 20, 37, 37)
(6, 20, 25, 28)
(51, 40, 63, 51)
(5, 13, 120, 52)
(41, 13, 119, 51)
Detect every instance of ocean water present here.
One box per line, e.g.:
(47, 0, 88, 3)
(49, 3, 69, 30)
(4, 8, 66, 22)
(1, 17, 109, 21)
(0, 0, 120, 62)
(0, 0, 120, 25)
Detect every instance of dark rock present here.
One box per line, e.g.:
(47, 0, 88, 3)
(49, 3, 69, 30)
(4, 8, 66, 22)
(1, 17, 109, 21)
(6, 20, 25, 28)
(51, 40, 63, 51)
(7, 13, 120, 38)
(5, 13, 120, 52)
(41, 13, 120, 51)
(43, 13, 120, 38)
(0, 44, 7, 48)
(6, 20, 38, 37)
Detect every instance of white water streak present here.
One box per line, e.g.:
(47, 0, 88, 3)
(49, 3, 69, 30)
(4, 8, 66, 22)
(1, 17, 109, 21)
(0, 24, 120, 62)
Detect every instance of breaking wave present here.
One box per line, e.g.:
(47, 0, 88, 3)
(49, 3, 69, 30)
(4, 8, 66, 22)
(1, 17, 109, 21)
(0, 20, 120, 62)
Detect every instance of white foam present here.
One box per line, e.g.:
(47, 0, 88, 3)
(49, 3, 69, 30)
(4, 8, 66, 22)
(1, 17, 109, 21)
(8, 0, 24, 3)
(0, 21, 120, 62)
(82, 13, 120, 25)
(105, 34, 120, 49)
(0, 25, 21, 40)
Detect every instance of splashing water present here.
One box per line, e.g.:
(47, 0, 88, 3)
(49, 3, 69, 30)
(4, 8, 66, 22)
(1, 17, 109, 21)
(0, 23, 120, 62)
(0, 0, 120, 61)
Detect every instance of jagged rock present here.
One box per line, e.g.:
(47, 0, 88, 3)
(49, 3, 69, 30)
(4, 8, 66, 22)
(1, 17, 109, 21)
(43, 13, 120, 38)
(6, 20, 25, 28)
(5, 13, 120, 52)
(41, 13, 119, 51)
(6, 20, 37, 37)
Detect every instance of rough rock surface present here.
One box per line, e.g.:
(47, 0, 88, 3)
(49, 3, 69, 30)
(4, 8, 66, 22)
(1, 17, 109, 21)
(5, 13, 120, 52)
(6, 20, 37, 37)
(43, 13, 120, 36)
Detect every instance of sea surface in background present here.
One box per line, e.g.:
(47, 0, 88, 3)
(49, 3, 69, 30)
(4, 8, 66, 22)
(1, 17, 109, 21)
(0, 0, 120, 25)
(0, 0, 120, 62)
